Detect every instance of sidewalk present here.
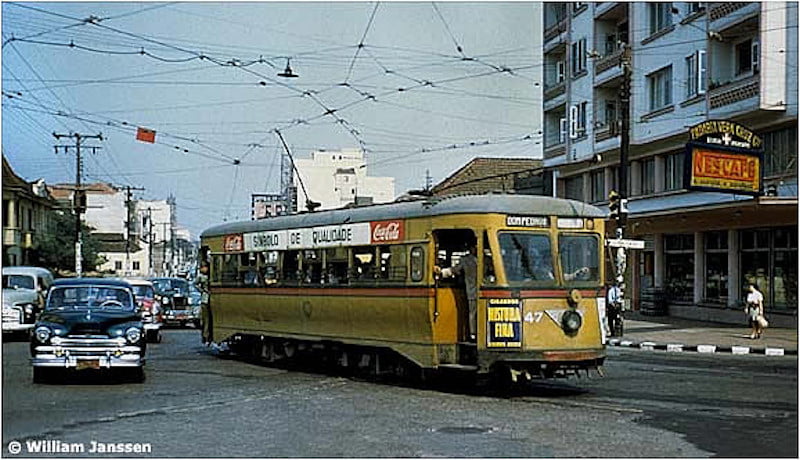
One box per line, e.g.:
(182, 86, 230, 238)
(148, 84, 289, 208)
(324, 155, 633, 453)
(607, 312, 798, 356)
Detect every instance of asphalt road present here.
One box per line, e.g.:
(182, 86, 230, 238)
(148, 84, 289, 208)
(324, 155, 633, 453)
(2, 329, 797, 458)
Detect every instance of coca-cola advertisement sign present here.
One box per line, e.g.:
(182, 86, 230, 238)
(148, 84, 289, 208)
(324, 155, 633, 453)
(223, 233, 244, 252)
(370, 220, 404, 243)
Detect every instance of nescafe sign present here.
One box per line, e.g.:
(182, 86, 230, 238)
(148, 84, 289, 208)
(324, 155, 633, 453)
(370, 220, 404, 244)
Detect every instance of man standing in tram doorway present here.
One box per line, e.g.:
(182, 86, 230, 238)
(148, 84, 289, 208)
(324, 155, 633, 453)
(196, 263, 212, 345)
(435, 240, 478, 342)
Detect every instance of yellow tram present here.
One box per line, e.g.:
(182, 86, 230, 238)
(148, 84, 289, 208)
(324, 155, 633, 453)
(199, 194, 607, 382)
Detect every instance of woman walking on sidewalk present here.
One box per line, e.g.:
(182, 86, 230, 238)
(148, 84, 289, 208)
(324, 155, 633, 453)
(745, 283, 766, 339)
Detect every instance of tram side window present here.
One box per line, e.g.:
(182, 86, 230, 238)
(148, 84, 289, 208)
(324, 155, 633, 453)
(410, 246, 425, 282)
(325, 247, 349, 285)
(282, 250, 300, 283)
(351, 246, 376, 282)
(379, 245, 406, 282)
(211, 254, 223, 284)
(259, 251, 279, 285)
(240, 252, 260, 286)
(302, 250, 323, 284)
(221, 254, 239, 286)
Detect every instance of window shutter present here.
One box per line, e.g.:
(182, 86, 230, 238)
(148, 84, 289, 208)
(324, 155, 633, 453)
(569, 105, 579, 139)
(557, 61, 566, 82)
(697, 49, 707, 94)
(559, 118, 567, 143)
(751, 40, 759, 72)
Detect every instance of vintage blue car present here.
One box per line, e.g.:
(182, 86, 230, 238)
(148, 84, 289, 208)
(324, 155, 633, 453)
(30, 278, 146, 383)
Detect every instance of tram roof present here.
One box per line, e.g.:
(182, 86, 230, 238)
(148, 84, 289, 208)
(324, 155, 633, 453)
(201, 194, 605, 238)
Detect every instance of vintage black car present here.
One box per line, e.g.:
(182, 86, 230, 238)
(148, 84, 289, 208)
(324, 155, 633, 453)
(150, 277, 197, 327)
(30, 278, 146, 383)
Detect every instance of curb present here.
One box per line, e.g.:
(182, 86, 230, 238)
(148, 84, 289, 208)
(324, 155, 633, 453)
(606, 338, 797, 356)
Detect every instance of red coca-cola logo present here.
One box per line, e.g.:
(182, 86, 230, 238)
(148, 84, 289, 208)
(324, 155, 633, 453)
(370, 220, 404, 243)
(223, 233, 244, 252)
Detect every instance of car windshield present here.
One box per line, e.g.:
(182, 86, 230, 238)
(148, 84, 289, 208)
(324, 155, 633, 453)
(498, 232, 556, 283)
(132, 285, 155, 298)
(3, 274, 35, 290)
(46, 286, 134, 311)
(152, 279, 188, 295)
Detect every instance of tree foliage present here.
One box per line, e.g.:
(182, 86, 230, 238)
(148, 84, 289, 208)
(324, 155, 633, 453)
(32, 211, 104, 273)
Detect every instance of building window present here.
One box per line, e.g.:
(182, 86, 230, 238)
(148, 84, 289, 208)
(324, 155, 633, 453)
(589, 170, 605, 203)
(640, 158, 655, 195)
(664, 152, 684, 191)
(648, 66, 672, 111)
(571, 38, 587, 76)
(648, 2, 673, 35)
(704, 231, 728, 304)
(665, 234, 694, 302)
(687, 2, 703, 14)
(762, 126, 797, 178)
(685, 50, 706, 98)
(570, 101, 588, 138)
(115, 261, 123, 270)
(735, 38, 758, 76)
(133, 261, 140, 270)
(564, 175, 584, 202)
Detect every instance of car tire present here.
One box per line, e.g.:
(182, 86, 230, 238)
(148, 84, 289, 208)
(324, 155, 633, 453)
(147, 330, 163, 343)
(128, 367, 146, 383)
(33, 367, 53, 384)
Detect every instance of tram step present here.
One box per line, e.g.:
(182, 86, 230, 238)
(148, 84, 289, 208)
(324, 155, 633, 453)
(438, 364, 479, 372)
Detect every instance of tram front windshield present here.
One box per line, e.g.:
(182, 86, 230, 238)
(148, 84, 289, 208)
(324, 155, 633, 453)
(498, 232, 600, 285)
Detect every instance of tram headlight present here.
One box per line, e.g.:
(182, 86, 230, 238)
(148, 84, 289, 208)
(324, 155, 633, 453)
(561, 310, 582, 334)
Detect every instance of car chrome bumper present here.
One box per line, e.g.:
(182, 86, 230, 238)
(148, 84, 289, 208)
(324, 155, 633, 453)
(143, 323, 162, 331)
(31, 345, 144, 368)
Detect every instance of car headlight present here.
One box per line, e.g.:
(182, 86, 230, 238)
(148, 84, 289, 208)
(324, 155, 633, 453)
(24, 304, 35, 314)
(561, 310, 583, 334)
(34, 326, 51, 343)
(125, 327, 142, 343)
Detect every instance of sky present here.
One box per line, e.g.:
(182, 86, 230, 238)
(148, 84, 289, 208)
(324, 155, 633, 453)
(2, 2, 542, 237)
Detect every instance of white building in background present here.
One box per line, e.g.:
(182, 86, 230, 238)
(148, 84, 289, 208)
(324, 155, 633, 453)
(292, 149, 395, 211)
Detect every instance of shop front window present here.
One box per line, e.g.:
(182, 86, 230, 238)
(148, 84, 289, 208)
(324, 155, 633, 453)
(665, 234, 694, 302)
(741, 227, 798, 312)
(704, 231, 728, 304)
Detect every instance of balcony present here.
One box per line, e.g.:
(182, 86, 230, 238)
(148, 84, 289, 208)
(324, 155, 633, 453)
(593, 48, 625, 86)
(543, 81, 565, 101)
(709, 2, 759, 32)
(709, 75, 759, 111)
(543, 18, 567, 49)
(3, 228, 21, 247)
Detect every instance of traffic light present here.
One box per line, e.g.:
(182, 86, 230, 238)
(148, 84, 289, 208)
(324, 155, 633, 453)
(608, 190, 621, 221)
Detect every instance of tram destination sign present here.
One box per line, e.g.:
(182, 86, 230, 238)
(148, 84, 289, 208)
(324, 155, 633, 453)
(685, 120, 763, 196)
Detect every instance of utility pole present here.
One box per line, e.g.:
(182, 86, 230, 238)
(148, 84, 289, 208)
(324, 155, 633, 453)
(124, 186, 145, 275)
(53, 132, 103, 277)
(146, 207, 154, 276)
(609, 45, 633, 313)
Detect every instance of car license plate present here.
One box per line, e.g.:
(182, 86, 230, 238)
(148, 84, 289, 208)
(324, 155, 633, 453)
(76, 360, 100, 370)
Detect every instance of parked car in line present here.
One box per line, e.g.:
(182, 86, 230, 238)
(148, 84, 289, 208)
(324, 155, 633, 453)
(30, 278, 146, 383)
(2, 266, 54, 334)
(125, 279, 163, 343)
(150, 277, 197, 328)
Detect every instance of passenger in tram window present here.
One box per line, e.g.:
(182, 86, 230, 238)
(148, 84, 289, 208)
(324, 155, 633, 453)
(261, 265, 278, 285)
(434, 241, 478, 342)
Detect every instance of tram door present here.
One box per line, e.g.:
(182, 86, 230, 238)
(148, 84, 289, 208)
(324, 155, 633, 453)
(433, 229, 477, 343)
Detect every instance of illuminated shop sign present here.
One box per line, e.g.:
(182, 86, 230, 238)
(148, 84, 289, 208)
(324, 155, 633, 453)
(685, 120, 763, 196)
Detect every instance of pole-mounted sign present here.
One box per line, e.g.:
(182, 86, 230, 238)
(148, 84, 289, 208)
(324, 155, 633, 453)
(685, 120, 763, 196)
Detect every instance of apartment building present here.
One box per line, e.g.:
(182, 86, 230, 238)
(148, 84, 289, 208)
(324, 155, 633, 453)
(542, 2, 797, 325)
(2, 156, 57, 266)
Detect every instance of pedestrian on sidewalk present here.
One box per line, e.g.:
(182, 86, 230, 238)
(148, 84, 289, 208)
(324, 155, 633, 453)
(745, 283, 766, 339)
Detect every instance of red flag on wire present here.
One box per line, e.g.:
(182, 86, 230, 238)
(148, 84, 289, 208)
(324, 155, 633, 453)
(136, 127, 156, 143)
